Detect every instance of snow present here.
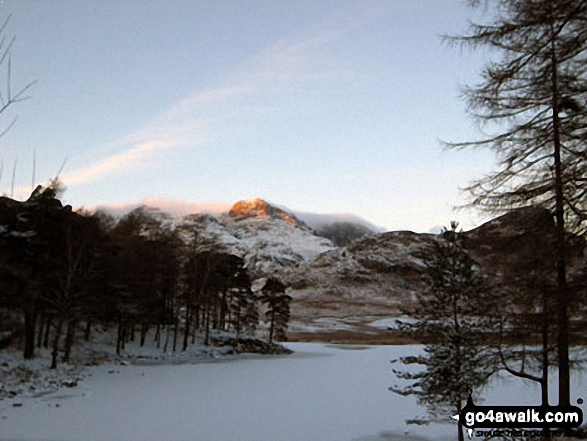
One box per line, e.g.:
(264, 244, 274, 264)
(366, 316, 421, 330)
(2, 343, 584, 441)
(226, 217, 335, 267)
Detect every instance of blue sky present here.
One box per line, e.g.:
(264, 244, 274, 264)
(0, 0, 498, 232)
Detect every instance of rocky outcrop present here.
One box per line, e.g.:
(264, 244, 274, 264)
(211, 337, 293, 354)
(228, 198, 309, 230)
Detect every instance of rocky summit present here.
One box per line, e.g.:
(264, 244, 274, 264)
(202, 199, 335, 277)
(228, 198, 309, 230)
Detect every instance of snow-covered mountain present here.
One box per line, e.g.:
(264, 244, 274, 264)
(98, 200, 586, 343)
(220, 199, 335, 276)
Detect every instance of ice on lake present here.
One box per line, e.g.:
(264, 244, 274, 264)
(1, 343, 586, 441)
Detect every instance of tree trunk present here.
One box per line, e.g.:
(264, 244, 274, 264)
(36, 312, 44, 348)
(173, 318, 178, 352)
(155, 324, 161, 348)
(220, 291, 227, 331)
(191, 307, 197, 345)
(129, 319, 135, 342)
(163, 325, 170, 353)
(550, 27, 570, 406)
(204, 303, 211, 346)
(50, 317, 64, 369)
(211, 296, 218, 330)
(194, 304, 200, 330)
(121, 323, 127, 350)
(233, 301, 241, 351)
(182, 304, 191, 352)
(116, 316, 123, 355)
(140, 322, 148, 347)
(43, 315, 52, 348)
(62, 318, 77, 363)
(84, 321, 92, 341)
(23, 309, 37, 359)
(541, 289, 551, 441)
(269, 308, 275, 343)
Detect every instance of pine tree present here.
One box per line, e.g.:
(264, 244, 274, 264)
(390, 223, 496, 441)
(260, 278, 291, 343)
(444, 0, 587, 406)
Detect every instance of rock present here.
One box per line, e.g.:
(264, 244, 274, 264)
(60, 379, 78, 388)
(211, 337, 293, 355)
(228, 199, 308, 229)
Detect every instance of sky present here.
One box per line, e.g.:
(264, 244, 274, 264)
(0, 0, 500, 232)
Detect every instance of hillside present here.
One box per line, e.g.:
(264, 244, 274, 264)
(98, 199, 586, 344)
(282, 207, 586, 343)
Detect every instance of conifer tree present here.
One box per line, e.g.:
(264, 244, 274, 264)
(390, 223, 496, 441)
(260, 278, 291, 343)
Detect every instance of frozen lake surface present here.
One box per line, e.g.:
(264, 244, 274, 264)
(1, 343, 586, 441)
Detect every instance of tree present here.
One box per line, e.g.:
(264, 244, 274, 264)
(178, 214, 225, 350)
(390, 223, 496, 441)
(230, 271, 254, 343)
(109, 206, 180, 354)
(485, 211, 559, 407)
(44, 203, 104, 368)
(0, 183, 67, 360)
(0, 15, 36, 139)
(445, 0, 587, 406)
(260, 278, 291, 343)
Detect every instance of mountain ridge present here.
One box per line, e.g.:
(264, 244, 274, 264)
(88, 197, 387, 233)
(92, 199, 586, 343)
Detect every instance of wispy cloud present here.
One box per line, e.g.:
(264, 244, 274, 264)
(57, 3, 390, 190)
(62, 139, 194, 186)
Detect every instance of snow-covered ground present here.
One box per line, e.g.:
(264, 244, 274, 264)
(1, 344, 586, 441)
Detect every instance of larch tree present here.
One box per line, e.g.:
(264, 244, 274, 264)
(444, 0, 587, 406)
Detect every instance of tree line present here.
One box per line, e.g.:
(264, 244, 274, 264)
(0, 183, 291, 369)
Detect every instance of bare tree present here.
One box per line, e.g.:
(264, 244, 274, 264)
(0, 15, 36, 138)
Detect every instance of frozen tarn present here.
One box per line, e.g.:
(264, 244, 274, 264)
(1, 344, 585, 441)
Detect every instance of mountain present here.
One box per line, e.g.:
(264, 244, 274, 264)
(89, 197, 383, 235)
(228, 198, 309, 230)
(187, 199, 336, 278)
(94, 199, 585, 343)
(313, 221, 375, 247)
(283, 207, 586, 343)
(289, 210, 387, 233)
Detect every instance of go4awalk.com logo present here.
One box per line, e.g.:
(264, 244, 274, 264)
(452, 397, 583, 439)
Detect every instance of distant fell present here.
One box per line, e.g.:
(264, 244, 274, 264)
(228, 198, 309, 230)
